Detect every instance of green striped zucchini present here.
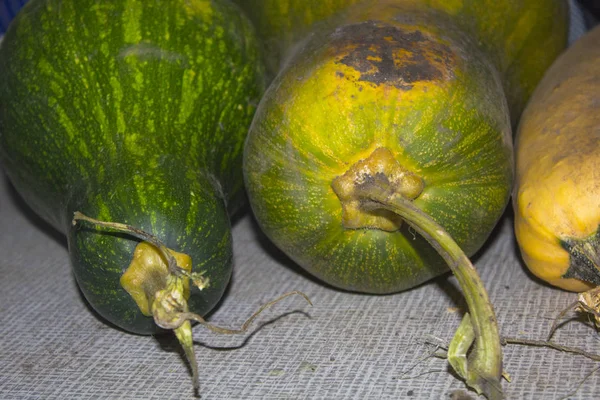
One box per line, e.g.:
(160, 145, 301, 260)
(0, 0, 265, 389)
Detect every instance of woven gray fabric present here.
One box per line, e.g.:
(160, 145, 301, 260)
(3, 170, 600, 400)
(1, 2, 598, 400)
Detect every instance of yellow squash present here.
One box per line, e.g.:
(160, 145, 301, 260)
(514, 25, 600, 293)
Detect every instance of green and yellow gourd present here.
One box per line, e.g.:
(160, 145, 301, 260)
(238, 0, 568, 398)
(0, 0, 265, 389)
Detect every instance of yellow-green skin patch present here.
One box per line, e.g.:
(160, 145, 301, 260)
(0, 0, 265, 334)
(236, 0, 568, 125)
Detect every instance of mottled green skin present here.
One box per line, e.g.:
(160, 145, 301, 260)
(244, 9, 513, 293)
(0, 0, 265, 334)
(236, 0, 568, 124)
(234, 0, 364, 76)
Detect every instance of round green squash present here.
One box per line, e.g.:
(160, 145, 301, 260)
(240, 0, 568, 397)
(242, 0, 568, 297)
(0, 0, 265, 388)
(246, 18, 513, 293)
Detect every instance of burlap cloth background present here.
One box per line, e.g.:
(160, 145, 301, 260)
(0, 2, 598, 399)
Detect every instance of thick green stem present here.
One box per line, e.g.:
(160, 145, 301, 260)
(357, 183, 503, 399)
(174, 321, 199, 390)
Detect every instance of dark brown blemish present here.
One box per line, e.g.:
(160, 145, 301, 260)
(331, 21, 453, 90)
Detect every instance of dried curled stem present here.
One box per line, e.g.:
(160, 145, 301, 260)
(72, 211, 312, 392)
